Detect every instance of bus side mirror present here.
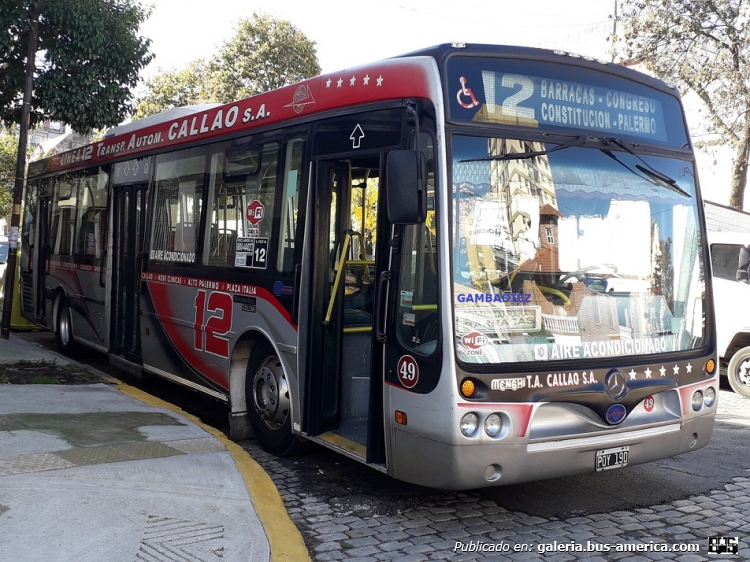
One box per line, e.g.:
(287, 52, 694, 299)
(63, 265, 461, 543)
(386, 150, 427, 224)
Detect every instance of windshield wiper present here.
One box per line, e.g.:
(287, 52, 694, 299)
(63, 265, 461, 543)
(459, 135, 588, 163)
(604, 137, 691, 198)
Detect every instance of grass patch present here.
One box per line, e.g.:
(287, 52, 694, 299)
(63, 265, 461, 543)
(31, 375, 60, 384)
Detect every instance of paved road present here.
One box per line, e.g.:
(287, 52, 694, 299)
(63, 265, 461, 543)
(243, 389, 750, 561)
(14, 331, 750, 560)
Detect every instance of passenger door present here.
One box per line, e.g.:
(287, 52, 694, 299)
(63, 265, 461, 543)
(302, 108, 407, 463)
(110, 159, 151, 362)
(19, 181, 50, 325)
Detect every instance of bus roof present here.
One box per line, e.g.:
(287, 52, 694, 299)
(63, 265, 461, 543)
(28, 55, 439, 177)
(28, 43, 680, 178)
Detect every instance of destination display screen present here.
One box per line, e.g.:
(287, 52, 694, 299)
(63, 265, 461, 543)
(447, 56, 688, 147)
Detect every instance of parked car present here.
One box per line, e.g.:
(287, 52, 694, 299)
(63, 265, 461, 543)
(709, 230, 750, 398)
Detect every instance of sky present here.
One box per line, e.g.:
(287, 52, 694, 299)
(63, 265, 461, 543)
(136, 0, 734, 205)
(138, 0, 617, 77)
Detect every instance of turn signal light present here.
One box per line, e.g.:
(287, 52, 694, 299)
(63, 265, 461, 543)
(395, 411, 407, 425)
(460, 379, 476, 398)
(705, 359, 716, 374)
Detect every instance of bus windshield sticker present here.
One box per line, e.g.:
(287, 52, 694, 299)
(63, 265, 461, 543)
(455, 305, 541, 333)
(532, 336, 675, 361)
(234, 237, 269, 269)
(400, 291, 413, 307)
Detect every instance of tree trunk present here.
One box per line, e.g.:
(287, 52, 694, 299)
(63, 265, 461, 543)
(729, 128, 750, 210)
(0, 5, 39, 338)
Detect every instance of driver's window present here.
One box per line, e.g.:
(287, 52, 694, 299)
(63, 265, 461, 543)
(396, 133, 437, 355)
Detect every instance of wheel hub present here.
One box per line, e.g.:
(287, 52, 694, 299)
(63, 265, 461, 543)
(252, 357, 290, 430)
(737, 359, 750, 387)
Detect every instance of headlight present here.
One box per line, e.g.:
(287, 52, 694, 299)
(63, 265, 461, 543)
(484, 413, 503, 437)
(691, 390, 704, 412)
(704, 387, 716, 408)
(460, 413, 479, 436)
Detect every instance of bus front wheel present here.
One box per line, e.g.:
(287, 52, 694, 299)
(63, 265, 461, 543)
(245, 342, 309, 455)
(727, 346, 750, 399)
(55, 299, 77, 356)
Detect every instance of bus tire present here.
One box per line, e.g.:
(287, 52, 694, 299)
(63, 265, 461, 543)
(54, 299, 77, 356)
(245, 342, 310, 456)
(727, 346, 750, 399)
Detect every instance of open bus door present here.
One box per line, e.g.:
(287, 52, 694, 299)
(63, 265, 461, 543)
(19, 180, 51, 326)
(304, 155, 388, 466)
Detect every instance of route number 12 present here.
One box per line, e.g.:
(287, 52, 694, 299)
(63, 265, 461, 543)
(194, 290, 233, 357)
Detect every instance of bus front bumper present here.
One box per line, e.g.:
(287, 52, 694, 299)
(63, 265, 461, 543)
(391, 413, 715, 490)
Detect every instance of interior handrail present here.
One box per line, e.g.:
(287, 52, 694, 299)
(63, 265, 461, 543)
(324, 232, 352, 326)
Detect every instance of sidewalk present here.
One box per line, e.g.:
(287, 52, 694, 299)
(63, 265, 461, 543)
(0, 332, 309, 562)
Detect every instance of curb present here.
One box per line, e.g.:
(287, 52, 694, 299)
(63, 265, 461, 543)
(113, 379, 311, 562)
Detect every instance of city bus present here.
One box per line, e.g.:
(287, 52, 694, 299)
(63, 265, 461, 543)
(19, 43, 717, 489)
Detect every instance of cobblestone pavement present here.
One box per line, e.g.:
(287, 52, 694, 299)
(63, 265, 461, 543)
(243, 389, 750, 561)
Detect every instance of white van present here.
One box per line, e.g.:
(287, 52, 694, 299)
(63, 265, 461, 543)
(709, 230, 750, 398)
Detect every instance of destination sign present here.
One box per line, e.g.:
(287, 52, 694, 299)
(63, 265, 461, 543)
(448, 57, 685, 145)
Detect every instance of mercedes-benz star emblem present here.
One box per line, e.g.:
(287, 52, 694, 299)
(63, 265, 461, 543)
(605, 369, 627, 400)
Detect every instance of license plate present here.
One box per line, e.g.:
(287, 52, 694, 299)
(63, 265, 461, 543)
(596, 446, 629, 471)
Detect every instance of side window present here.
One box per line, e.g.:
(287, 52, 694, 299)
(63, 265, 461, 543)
(396, 133, 438, 355)
(50, 176, 78, 256)
(151, 148, 205, 263)
(711, 243, 742, 281)
(74, 169, 108, 259)
(277, 138, 304, 273)
(204, 140, 279, 268)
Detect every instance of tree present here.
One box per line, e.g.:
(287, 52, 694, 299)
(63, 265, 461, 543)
(0, 0, 153, 337)
(1, 1, 153, 132)
(615, 0, 750, 209)
(210, 13, 321, 102)
(134, 13, 321, 118)
(132, 60, 217, 120)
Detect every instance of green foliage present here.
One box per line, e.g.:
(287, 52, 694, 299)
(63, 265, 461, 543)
(615, 0, 750, 208)
(134, 13, 321, 119)
(133, 60, 216, 120)
(0, 134, 18, 218)
(210, 13, 321, 102)
(0, 0, 153, 133)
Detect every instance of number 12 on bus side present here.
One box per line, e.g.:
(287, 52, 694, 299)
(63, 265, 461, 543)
(596, 446, 629, 471)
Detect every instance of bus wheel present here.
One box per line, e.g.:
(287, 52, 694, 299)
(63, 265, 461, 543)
(55, 299, 77, 356)
(246, 343, 308, 455)
(728, 347, 750, 399)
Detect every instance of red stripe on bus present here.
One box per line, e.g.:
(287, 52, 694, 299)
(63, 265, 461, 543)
(33, 59, 433, 175)
(141, 272, 295, 328)
(146, 281, 228, 388)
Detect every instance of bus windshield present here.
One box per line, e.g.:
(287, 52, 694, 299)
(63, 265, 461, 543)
(451, 135, 706, 365)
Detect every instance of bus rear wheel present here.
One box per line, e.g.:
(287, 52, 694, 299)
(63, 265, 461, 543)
(245, 342, 309, 455)
(55, 299, 77, 356)
(727, 346, 750, 399)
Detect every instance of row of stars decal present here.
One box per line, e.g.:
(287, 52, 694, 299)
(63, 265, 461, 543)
(628, 363, 693, 380)
(325, 74, 385, 88)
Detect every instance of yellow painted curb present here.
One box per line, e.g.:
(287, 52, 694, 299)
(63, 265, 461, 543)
(113, 379, 310, 562)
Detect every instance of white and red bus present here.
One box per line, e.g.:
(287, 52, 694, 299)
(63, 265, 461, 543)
(20, 44, 717, 489)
